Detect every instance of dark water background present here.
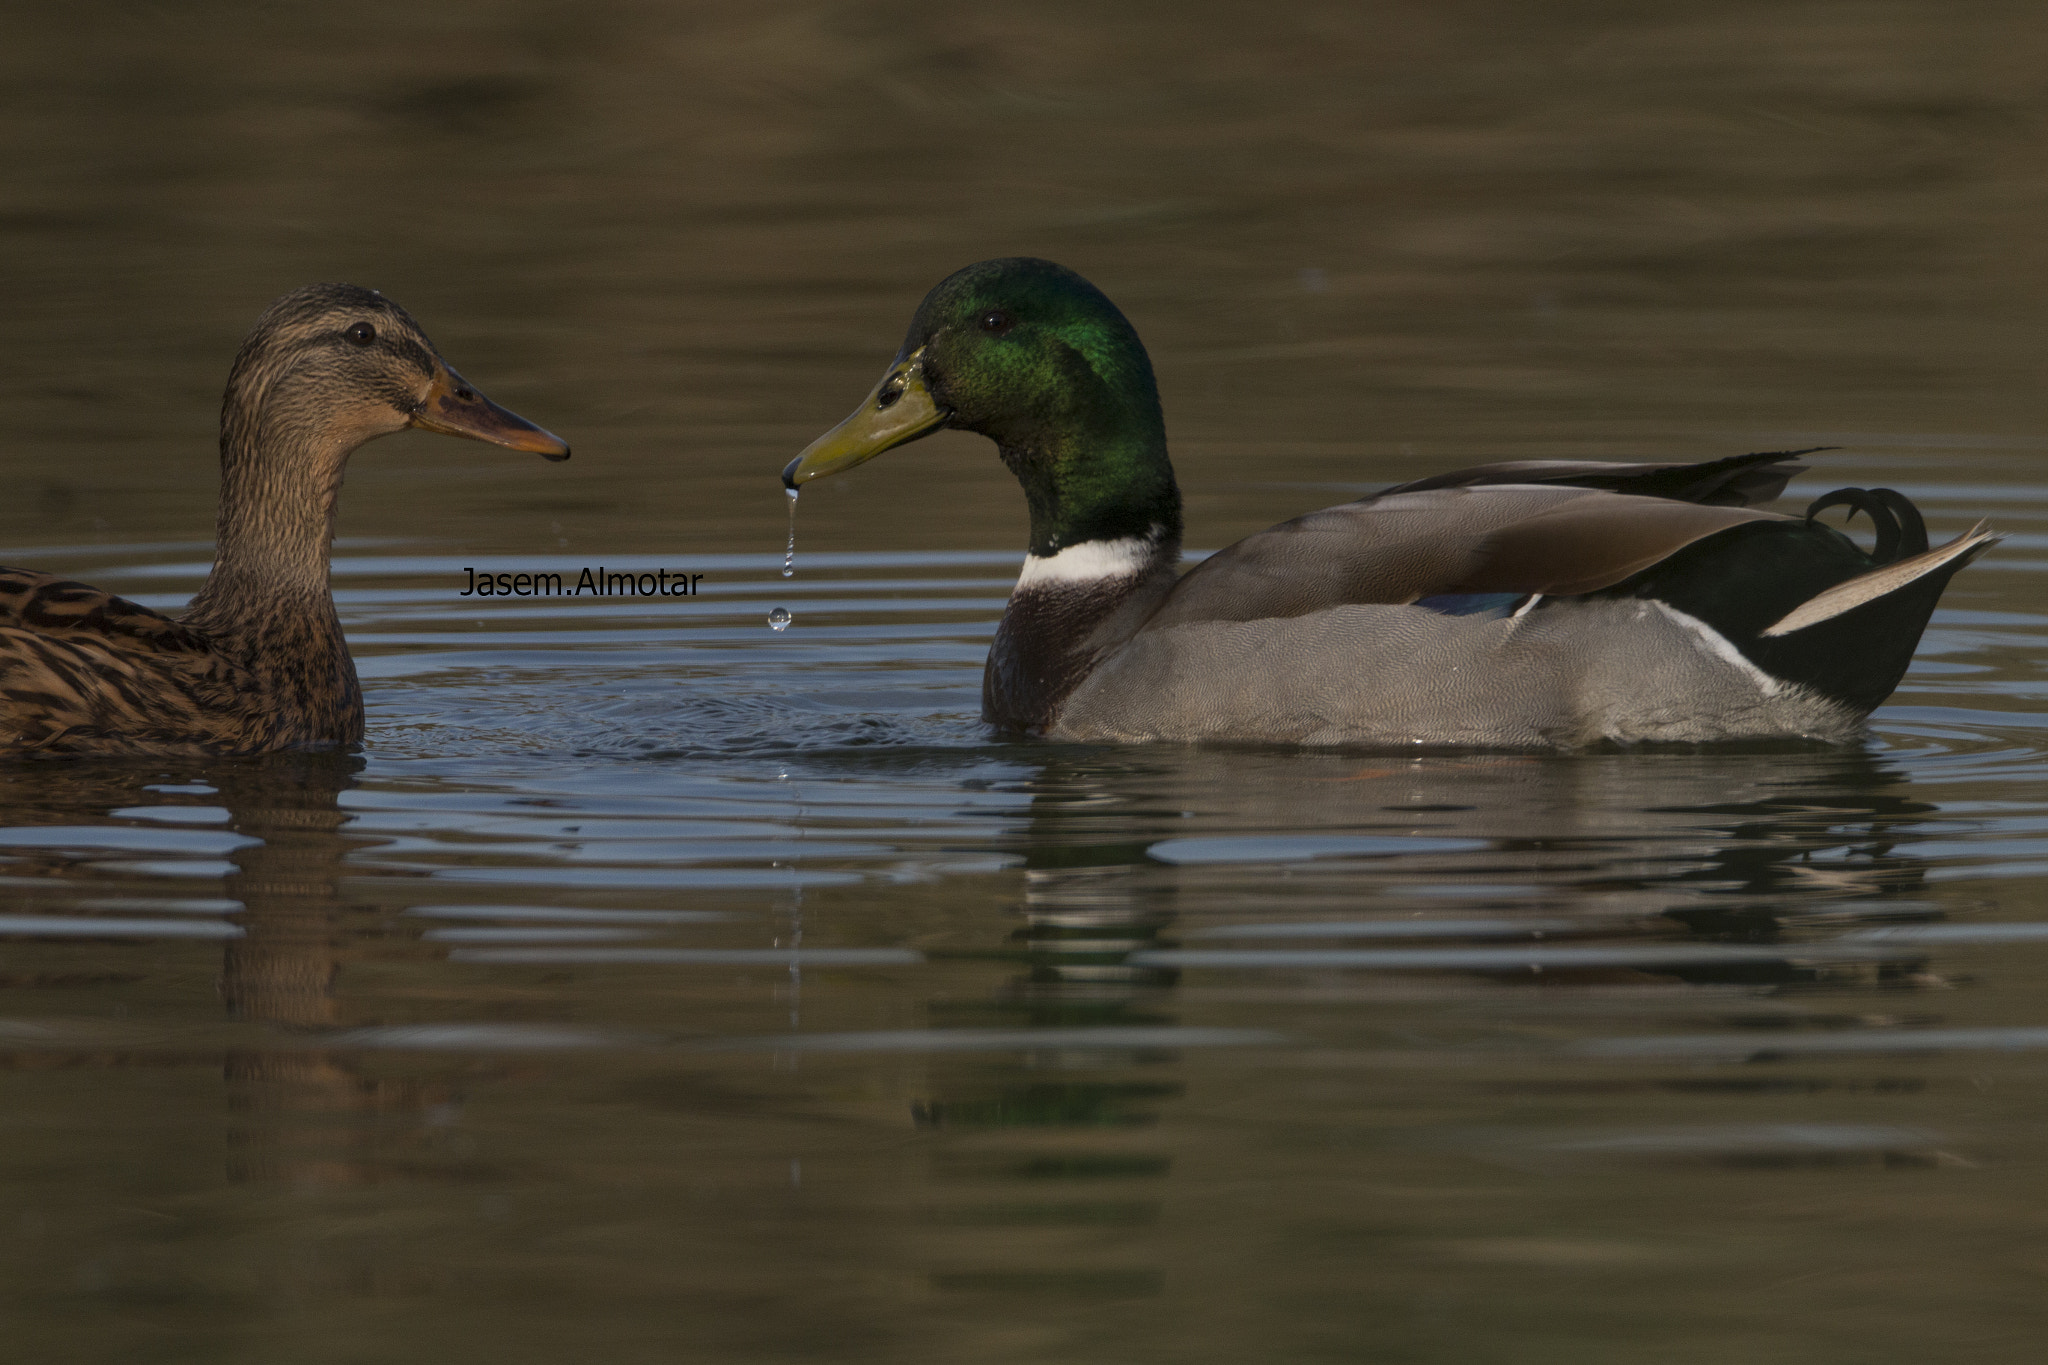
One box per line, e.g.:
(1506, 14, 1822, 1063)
(6, 3, 2048, 1360)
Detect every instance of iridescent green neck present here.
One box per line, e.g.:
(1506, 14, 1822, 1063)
(995, 421, 1181, 558)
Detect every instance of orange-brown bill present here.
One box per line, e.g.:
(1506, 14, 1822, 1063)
(411, 366, 571, 461)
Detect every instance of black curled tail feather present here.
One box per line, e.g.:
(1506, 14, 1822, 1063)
(1869, 488, 1928, 557)
(1803, 487, 1929, 564)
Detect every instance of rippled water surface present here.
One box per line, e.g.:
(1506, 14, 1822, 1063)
(9, 3, 2048, 1361)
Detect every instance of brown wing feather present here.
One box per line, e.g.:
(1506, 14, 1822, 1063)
(0, 567, 265, 754)
(1451, 496, 1787, 595)
(0, 623, 253, 754)
(1146, 486, 1784, 628)
(0, 566, 210, 655)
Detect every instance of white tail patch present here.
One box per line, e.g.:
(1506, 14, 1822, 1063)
(1763, 523, 2002, 638)
(1016, 529, 1165, 589)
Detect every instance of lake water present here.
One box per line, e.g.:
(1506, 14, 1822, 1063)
(6, 3, 2048, 1361)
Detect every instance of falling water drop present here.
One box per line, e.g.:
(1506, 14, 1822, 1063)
(767, 607, 792, 632)
(782, 486, 799, 578)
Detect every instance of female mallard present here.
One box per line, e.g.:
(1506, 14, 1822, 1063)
(0, 284, 568, 756)
(783, 257, 1998, 747)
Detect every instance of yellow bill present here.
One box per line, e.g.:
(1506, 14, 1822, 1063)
(782, 348, 945, 489)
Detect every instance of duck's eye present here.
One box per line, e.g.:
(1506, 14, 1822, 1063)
(345, 322, 377, 346)
(979, 309, 1013, 335)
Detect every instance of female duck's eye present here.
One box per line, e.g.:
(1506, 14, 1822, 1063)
(345, 321, 377, 346)
(979, 309, 1013, 334)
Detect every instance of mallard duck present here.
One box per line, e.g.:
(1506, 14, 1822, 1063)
(783, 257, 1999, 747)
(0, 284, 568, 756)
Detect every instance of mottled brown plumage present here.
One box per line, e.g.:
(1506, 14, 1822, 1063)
(0, 284, 569, 757)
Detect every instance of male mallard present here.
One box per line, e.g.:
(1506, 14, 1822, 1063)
(0, 284, 568, 756)
(784, 257, 1998, 747)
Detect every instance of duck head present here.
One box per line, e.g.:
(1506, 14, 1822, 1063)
(784, 258, 1179, 556)
(221, 283, 570, 470)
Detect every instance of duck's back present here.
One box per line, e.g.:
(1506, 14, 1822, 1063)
(0, 567, 212, 652)
(1138, 485, 1782, 628)
(0, 567, 279, 755)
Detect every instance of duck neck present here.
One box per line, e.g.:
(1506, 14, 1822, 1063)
(996, 410, 1181, 561)
(979, 402, 1185, 731)
(184, 399, 353, 647)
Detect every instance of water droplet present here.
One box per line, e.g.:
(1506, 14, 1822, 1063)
(782, 486, 799, 579)
(767, 607, 792, 632)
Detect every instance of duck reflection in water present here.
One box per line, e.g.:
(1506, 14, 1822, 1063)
(210, 754, 464, 1187)
(908, 744, 1952, 1289)
(0, 756, 460, 1185)
(926, 744, 1949, 1123)
(912, 771, 1184, 1297)
(1107, 746, 1941, 986)
(921, 741, 1948, 1058)
(0, 757, 471, 1186)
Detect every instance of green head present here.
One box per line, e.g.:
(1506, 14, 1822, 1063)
(784, 258, 1180, 556)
